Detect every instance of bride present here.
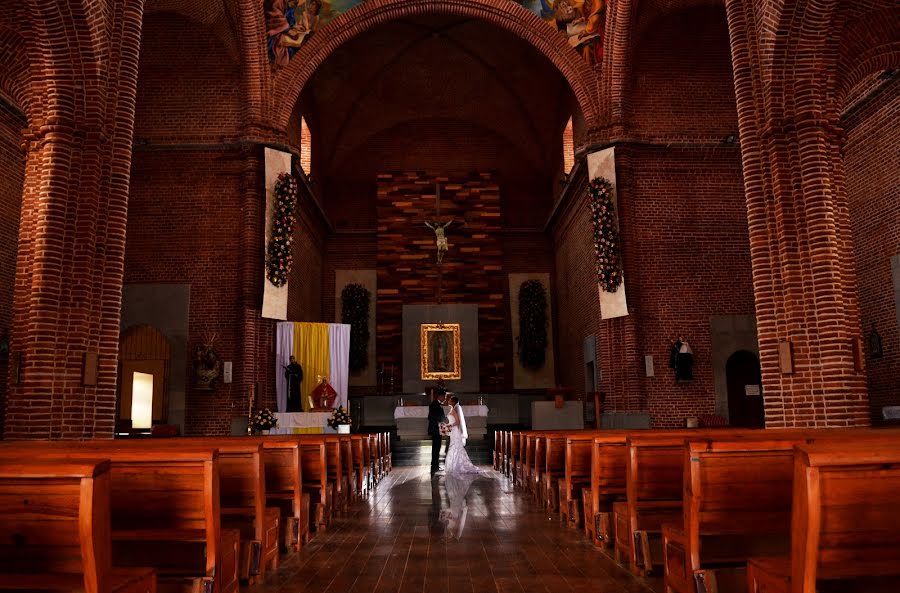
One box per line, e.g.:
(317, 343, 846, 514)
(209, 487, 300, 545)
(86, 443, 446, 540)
(443, 395, 490, 475)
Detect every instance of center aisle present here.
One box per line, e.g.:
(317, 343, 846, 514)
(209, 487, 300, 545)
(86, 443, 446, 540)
(250, 467, 661, 593)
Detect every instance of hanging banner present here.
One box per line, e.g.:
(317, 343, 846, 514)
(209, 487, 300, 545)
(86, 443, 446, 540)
(262, 148, 291, 319)
(587, 147, 628, 319)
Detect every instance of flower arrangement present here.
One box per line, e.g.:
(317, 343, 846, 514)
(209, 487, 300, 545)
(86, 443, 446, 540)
(327, 405, 351, 429)
(341, 283, 371, 373)
(588, 176, 624, 293)
(517, 279, 548, 370)
(439, 422, 451, 437)
(266, 172, 299, 287)
(250, 408, 277, 431)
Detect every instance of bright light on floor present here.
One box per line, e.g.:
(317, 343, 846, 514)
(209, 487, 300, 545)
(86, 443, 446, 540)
(131, 372, 154, 429)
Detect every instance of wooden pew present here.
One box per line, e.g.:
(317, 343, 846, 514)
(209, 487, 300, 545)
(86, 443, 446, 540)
(339, 435, 357, 503)
(532, 432, 548, 502)
(662, 437, 801, 593)
(116, 438, 280, 583)
(586, 431, 630, 547)
(493, 430, 501, 470)
(0, 459, 157, 593)
(351, 434, 369, 498)
(747, 441, 900, 593)
(253, 438, 309, 551)
(542, 433, 567, 512)
(286, 435, 331, 532)
(324, 436, 347, 513)
(383, 432, 392, 473)
(508, 431, 521, 485)
(370, 433, 382, 482)
(523, 433, 538, 495)
(561, 432, 599, 528)
(0, 445, 238, 593)
(620, 429, 765, 575)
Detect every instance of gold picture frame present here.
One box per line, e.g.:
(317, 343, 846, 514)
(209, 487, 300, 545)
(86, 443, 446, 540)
(420, 323, 462, 380)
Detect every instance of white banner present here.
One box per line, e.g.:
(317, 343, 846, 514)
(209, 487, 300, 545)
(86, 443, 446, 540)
(587, 147, 628, 319)
(262, 148, 291, 320)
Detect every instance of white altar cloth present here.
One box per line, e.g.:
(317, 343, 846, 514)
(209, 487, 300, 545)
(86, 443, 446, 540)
(271, 411, 333, 434)
(393, 405, 488, 439)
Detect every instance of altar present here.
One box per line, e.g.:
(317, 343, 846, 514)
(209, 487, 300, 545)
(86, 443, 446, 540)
(393, 405, 488, 440)
(270, 412, 335, 434)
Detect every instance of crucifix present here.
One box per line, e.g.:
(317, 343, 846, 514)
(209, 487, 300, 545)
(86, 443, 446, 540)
(424, 182, 455, 303)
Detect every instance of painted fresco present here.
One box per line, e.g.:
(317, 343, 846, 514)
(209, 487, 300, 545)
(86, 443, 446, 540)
(266, 0, 606, 68)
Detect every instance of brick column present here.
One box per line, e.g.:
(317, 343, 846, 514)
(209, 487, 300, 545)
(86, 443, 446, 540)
(4, 1, 146, 439)
(725, 0, 868, 427)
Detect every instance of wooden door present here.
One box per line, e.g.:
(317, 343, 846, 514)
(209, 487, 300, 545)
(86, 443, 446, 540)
(725, 350, 764, 427)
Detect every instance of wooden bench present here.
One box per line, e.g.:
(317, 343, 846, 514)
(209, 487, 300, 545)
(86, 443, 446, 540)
(324, 436, 348, 513)
(747, 441, 900, 593)
(620, 429, 767, 575)
(275, 435, 330, 532)
(542, 434, 567, 512)
(117, 438, 280, 584)
(0, 445, 238, 593)
(509, 432, 522, 485)
(0, 459, 157, 593)
(585, 431, 632, 547)
(561, 432, 600, 528)
(523, 433, 538, 495)
(253, 438, 309, 551)
(339, 435, 357, 504)
(493, 430, 502, 471)
(662, 437, 801, 593)
(351, 434, 369, 498)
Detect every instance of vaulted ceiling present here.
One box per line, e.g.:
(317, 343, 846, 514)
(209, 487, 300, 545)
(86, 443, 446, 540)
(299, 14, 576, 228)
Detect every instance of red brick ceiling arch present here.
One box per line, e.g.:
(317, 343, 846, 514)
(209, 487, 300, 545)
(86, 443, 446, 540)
(834, 9, 900, 109)
(0, 26, 32, 120)
(272, 0, 599, 132)
(768, 0, 897, 122)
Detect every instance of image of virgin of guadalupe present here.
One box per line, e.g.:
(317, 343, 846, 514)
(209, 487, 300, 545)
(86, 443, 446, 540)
(430, 331, 453, 373)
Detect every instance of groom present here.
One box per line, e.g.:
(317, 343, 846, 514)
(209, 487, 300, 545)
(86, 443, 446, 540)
(428, 389, 447, 475)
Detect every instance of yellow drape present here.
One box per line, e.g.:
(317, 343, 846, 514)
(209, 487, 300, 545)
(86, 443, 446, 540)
(291, 427, 324, 434)
(292, 322, 330, 412)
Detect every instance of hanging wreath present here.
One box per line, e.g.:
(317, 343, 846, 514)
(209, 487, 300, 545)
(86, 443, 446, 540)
(589, 177, 624, 292)
(341, 283, 371, 373)
(265, 172, 299, 287)
(517, 279, 549, 370)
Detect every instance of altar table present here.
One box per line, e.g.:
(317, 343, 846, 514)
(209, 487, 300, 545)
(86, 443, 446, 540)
(393, 405, 489, 440)
(271, 412, 335, 434)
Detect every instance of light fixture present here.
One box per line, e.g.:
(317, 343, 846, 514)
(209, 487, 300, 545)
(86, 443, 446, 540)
(724, 134, 736, 144)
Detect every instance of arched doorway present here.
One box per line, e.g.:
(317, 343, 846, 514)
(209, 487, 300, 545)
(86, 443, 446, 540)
(725, 350, 764, 427)
(118, 324, 171, 432)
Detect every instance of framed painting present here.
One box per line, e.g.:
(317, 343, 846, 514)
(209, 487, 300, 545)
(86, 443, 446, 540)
(420, 323, 462, 380)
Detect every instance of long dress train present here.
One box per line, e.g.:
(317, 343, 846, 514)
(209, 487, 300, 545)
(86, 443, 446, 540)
(444, 404, 490, 476)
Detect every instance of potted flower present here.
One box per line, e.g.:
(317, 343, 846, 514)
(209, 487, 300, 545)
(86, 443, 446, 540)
(250, 408, 277, 435)
(327, 405, 352, 434)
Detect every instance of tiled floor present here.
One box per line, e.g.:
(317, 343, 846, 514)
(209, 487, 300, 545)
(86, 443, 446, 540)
(253, 466, 662, 593)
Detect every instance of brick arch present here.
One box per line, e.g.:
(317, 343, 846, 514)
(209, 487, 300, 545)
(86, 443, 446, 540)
(834, 9, 900, 108)
(271, 0, 599, 131)
(0, 26, 32, 121)
(768, 0, 840, 121)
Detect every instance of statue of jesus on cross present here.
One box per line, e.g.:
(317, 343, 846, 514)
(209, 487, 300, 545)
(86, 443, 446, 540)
(425, 219, 453, 265)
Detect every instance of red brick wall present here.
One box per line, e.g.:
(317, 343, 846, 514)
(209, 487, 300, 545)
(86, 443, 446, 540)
(287, 192, 326, 323)
(126, 149, 247, 436)
(0, 105, 25, 436)
(844, 78, 900, 421)
(134, 13, 242, 144)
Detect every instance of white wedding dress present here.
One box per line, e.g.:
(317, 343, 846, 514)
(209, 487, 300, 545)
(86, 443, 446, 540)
(444, 404, 490, 475)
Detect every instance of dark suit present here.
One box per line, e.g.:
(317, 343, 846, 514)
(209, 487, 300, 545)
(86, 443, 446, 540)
(428, 399, 445, 473)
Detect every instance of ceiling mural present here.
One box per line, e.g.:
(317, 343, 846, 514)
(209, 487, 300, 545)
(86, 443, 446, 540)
(266, 0, 607, 68)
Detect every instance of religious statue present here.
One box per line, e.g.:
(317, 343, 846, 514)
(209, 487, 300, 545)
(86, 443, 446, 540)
(284, 355, 304, 412)
(669, 337, 694, 381)
(193, 333, 222, 390)
(425, 220, 454, 265)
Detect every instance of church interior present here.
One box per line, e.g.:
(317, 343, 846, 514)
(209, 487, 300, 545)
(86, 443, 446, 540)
(0, 1, 899, 592)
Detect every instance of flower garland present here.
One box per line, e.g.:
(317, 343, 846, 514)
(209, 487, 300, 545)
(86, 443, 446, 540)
(517, 279, 549, 370)
(589, 177, 624, 292)
(266, 172, 299, 287)
(341, 283, 371, 373)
